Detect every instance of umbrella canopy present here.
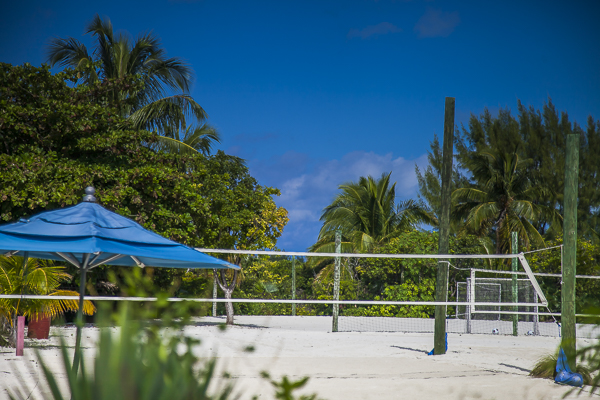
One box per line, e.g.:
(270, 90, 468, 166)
(0, 188, 238, 271)
(0, 187, 237, 369)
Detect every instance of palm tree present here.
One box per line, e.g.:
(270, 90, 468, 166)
(156, 124, 221, 156)
(309, 173, 433, 281)
(0, 256, 95, 346)
(311, 172, 433, 254)
(47, 14, 219, 155)
(452, 150, 562, 254)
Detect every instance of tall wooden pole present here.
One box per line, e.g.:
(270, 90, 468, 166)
(562, 132, 579, 369)
(511, 232, 519, 336)
(291, 256, 296, 316)
(434, 97, 455, 355)
(332, 230, 341, 332)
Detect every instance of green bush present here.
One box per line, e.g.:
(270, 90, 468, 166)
(343, 279, 435, 318)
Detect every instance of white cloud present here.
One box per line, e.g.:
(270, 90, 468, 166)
(414, 8, 460, 38)
(347, 22, 402, 39)
(249, 151, 428, 250)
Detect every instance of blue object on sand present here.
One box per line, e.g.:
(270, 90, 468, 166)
(428, 333, 448, 355)
(555, 347, 583, 387)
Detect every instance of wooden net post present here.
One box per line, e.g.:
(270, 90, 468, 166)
(434, 97, 455, 354)
(562, 132, 579, 369)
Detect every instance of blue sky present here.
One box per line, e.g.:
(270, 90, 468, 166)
(1, 1, 599, 250)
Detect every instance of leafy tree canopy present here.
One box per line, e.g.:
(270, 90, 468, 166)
(47, 14, 220, 156)
(417, 99, 600, 250)
(0, 63, 288, 269)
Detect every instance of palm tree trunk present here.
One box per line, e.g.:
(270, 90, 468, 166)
(496, 207, 509, 254)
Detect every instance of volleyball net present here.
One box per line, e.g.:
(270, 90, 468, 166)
(3, 246, 600, 338)
(196, 246, 600, 338)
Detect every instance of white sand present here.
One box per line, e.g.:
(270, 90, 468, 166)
(1, 316, 599, 400)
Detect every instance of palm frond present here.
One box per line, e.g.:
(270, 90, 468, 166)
(128, 94, 207, 134)
(181, 124, 221, 155)
(0, 256, 95, 321)
(48, 290, 96, 317)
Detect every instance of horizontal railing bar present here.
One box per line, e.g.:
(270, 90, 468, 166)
(470, 310, 598, 318)
(196, 248, 520, 259)
(470, 268, 600, 279)
(0, 295, 543, 307)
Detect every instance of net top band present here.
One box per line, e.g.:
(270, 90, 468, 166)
(196, 248, 524, 259)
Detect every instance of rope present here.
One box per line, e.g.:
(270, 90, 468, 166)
(522, 245, 563, 255)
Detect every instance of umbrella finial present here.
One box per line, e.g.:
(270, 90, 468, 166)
(82, 186, 97, 203)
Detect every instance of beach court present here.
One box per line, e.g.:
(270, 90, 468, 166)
(2, 315, 598, 400)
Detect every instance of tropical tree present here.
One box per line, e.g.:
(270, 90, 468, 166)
(415, 134, 469, 234)
(46, 14, 219, 155)
(418, 100, 600, 241)
(311, 172, 433, 254)
(0, 63, 288, 301)
(452, 150, 562, 254)
(308, 172, 432, 286)
(156, 124, 221, 156)
(0, 256, 95, 346)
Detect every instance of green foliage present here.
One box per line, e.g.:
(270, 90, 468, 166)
(346, 280, 435, 318)
(105, 267, 212, 323)
(0, 63, 287, 292)
(180, 270, 213, 298)
(311, 278, 359, 316)
(259, 372, 321, 400)
(578, 329, 600, 394)
(417, 99, 600, 250)
(46, 15, 218, 155)
(529, 348, 591, 385)
(0, 256, 95, 346)
(311, 172, 432, 255)
(10, 306, 233, 400)
(308, 173, 432, 294)
(528, 239, 600, 318)
(7, 292, 325, 400)
(416, 134, 468, 229)
(529, 353, 558, 380)
(452, 149, 561, 254)
(357, 231, 486, 298)
(232, 257, 319, 316)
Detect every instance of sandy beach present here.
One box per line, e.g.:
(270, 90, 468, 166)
(1, 315, 598, 400)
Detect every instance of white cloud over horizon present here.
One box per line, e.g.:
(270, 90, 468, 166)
(347, 22, 402, 39)
(414, 8, 460, 38)
(248, 150, 428, 251)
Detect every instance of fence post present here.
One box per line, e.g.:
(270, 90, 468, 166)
(212, 270, 217, 317)
(332, 230, 341, 332)
(291, 256, 296, 316)
(467, 269, 475, 334)
(16, 316, 25, 356)
(511, 232, 518, 336)
(534, 294, 540, 336)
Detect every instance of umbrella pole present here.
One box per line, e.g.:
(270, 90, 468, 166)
(72, 265, 87, 374)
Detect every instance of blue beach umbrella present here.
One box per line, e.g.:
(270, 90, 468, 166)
(0, 187, 238, 369)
